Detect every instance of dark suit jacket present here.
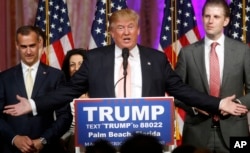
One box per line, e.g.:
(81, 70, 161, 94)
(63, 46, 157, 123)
(33, 44, 221, 115)
(175, 37, 250, 148)
(0, 63, 72, 153)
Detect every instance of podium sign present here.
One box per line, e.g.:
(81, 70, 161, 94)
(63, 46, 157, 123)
(75, 97, 174, 147)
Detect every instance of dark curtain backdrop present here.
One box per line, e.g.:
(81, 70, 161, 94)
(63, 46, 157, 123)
(0, 0, 212, 71)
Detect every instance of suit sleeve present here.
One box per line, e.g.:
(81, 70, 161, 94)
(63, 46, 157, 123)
(174, 49, 199, 115)
(162, 51, 221, 114)
(0, 75, 17, 144)
(38, 71, 73, 144)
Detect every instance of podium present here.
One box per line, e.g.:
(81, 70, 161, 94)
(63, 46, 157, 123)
(74, 97, 174, 152)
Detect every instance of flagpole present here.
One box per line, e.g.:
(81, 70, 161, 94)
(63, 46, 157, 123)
(45, 0, 50, 65)
(242, 0, 246, 43)
(170, 0, 180, 148)
(106, 0, 111, 45)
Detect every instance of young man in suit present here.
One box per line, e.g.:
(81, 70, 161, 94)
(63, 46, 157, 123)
(0, 25, 72, 153)
(3, 9, 248, 120)
(175, 0, 250, 152)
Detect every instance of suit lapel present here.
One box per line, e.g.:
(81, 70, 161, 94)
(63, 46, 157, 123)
(221, 37, 232, 87)
(14, 64, 27, 97)
(192, 40, 210, 93)
(31, 64, 48, 98)
(138, 47, 152, 97)
(104, 45, 116, 97)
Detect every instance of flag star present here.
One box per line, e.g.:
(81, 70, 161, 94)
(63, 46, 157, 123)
(49, 32, 53, 38)
(58, 27, 62, 32)
(183, 22, 188, 27)
(170, 7, 174, 12)
(245, 16, 249, 22)
(101, 0, 106, 5)
(246, 6, 250, 12)
(117, 5, 122, 10)
(176, 19, 181, 24)
(104, 31, 108, 37)
(185, 12, 190, 17)
(39, 6, 44, 12)
(101, 41, 107, 46)
(53, 14, 58, 19)
(162, 35, 167, 40)
(99, 8, 105, 14)
(110, 2, 114, 8)
(234, 22, 240, 28)
(187, 3, 191, 8)
(55, 5, 59, 10)
(95, 27, 101, 34)
(165, 26, 170, 31)
(238, 3, 242, 9)
(178, 10, 182, 14)
(61, 8, 66, 13)
(60, 17, 64, 23)
(97, 18, 103, 24)
(242, 26, 248, 31)
(51, 24, 56, 29)
(232, 32, 239, 39)
(36, 16, 41, 21)
(168, 16, 171, 21)
(240, 35, 245, 41)
(236, 13, 241, 19)
(49, 1, 53, 6)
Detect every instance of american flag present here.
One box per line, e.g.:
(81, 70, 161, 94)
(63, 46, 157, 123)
(35, 0, 74, 69)
(89, 0, 127, 49)
(226, 0, 250, 45)
(159, 0, 201, 146)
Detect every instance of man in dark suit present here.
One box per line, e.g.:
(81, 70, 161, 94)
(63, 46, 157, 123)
(175, 0, 250, 152)
(0, 25, 72, 153)
(3, 9, 247, 120)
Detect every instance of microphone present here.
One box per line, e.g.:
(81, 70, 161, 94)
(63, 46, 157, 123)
(122, 48, 129, 97)
(122, 48, 129, 76)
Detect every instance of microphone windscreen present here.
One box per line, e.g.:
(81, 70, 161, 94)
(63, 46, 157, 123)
(122, 48, 129, 58)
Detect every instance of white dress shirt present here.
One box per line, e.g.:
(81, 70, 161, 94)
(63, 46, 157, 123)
(114, 45, 142, 97)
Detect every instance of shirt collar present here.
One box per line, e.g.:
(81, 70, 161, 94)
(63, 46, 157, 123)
(205, 34, 225, 47)
(115, 45, 139, 58)
(21, 61, 39, 72)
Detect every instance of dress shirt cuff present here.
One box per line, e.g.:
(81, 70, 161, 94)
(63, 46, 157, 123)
(233, 99, 242, 104)
(12, 135, 17, 145)
(29, 99, 37, 116)
(192, 107, 199, 115)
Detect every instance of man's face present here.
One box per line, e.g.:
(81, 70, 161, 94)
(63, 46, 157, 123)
(110, 18, 140, 50)
(16, 31, 41, 66)
(202, 5, 229, 40)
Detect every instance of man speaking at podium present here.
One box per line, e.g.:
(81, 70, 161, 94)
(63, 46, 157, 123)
(4, 9, 247, 118)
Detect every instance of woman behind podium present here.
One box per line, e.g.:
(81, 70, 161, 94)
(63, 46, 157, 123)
(60, 48, 88, 153)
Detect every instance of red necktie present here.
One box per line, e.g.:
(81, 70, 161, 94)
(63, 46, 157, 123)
(117, 62, 131, 98)
(209, 42, 220, 97)
(209, 42, 220, 121)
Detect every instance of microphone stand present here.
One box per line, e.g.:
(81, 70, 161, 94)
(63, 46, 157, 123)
(122, 48, 129, 98)
(123, 68, 127, 98)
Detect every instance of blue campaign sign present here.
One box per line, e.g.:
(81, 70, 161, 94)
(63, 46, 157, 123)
(74, 97, 174, 147)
